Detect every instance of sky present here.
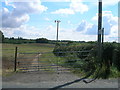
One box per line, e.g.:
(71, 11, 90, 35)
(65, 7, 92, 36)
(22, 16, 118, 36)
(0, 0, 119, 42)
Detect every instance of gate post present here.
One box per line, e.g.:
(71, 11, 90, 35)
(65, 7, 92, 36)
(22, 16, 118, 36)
(14, 46, 18, 72)
(38, 53, 39, 71)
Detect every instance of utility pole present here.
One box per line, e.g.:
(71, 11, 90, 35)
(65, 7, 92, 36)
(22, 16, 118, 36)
(55, 20, 61, 75)
(82, 0, 104, 84)
(98, 0, 102, 62)
(55, 20, 61, 42)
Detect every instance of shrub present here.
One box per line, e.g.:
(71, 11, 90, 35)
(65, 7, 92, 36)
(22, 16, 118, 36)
(53, 42, 120, 78)
(113, 44, 120, 71)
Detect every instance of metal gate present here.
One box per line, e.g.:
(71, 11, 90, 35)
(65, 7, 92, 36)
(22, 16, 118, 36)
(16, 50, 91, 73)
(17, 52, 40, 72)
(17, 51, 76, 73)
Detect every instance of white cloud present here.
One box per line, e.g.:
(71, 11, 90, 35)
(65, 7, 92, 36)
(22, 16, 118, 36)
(1, 24, 57, 39)
(89, 0, 119, 7)
(58, 28, 97, 41)
(2, 7, 30, 28)
(70, 1, 88, 14)
(76, 20, 87, 32)
(51, 8, 74, 15)
(67, 20, 73, 26)
(45, 18, 50, 21)
(1, 23, 97, 41)
(91, 11, 118, 35)
(110, 25, 118, 37)
(4, 0, 15, 8)
(76, 20, 98, 35)
(102, 0, 118, 6)
(106, 25, 118, 42)
(46, 25, 54, 31)
(13, 1, 47, 14)
(76, 11, 118, 42)
(86, 24, 98, 35)
(1, 0, 48, 28)
(67, 21, 71, 24)
(51, 1, 88, 15)
(1, 25, 43, 39)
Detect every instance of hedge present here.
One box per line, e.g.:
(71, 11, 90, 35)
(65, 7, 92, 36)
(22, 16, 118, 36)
(53, 42, 120, 78)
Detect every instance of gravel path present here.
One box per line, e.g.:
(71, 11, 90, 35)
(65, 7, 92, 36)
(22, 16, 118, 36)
(2, 71, 118, 88)
(2, 54, 119, 89)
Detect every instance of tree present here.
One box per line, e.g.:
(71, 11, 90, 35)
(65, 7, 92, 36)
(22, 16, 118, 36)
(36, 38, 49, 43)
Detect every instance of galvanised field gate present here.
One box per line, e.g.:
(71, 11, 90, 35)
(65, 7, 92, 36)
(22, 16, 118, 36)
(16, 50, 91, 73)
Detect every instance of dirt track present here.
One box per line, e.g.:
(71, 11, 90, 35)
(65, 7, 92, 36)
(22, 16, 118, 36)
(2, 71, 118, 88)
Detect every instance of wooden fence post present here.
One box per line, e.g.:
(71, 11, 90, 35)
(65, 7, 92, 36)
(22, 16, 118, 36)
(14, 47, 18, 72)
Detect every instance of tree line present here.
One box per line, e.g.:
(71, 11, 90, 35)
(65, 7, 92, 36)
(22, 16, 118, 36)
(0, 30, 87, 44)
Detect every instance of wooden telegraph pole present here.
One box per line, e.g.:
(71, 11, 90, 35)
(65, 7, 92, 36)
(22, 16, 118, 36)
(55, 20, 61, 42)
(83, 0, 104, 84)
(98, 0, 102, 62)
(55, 20, 61, 74)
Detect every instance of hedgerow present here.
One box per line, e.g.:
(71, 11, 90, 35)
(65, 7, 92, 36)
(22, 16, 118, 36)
(53, 42, 120, 78)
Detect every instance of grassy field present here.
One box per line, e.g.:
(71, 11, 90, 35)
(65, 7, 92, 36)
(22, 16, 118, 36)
(2, 43, 55, 76)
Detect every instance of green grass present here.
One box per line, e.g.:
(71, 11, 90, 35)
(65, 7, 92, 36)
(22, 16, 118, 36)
(2, 43, 54, 58)
(2, 43, 55, 76)
(109, 66, 120, 78)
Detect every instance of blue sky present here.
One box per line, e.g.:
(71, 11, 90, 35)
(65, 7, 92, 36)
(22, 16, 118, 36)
(0, 0, 119, 42)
